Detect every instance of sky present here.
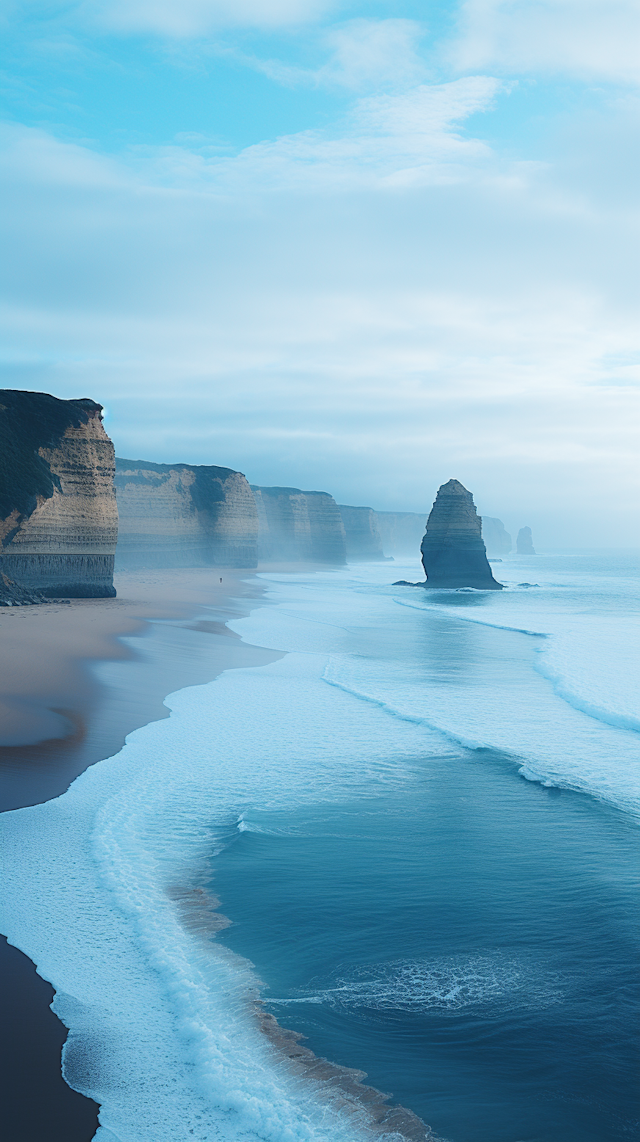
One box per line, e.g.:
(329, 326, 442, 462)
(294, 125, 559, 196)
(1, 0, 639, 545)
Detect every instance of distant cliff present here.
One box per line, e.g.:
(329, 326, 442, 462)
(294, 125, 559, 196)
(115, 460, 258, 569)
(516, 526, 536, 555)
(481, 517, 512, 557)
(338, 506, 386, 561)
(421, 480, 502, 590)
(0, 390, 117, 597)
(374, 512, 426, 557)
(252, 487, 346, 564)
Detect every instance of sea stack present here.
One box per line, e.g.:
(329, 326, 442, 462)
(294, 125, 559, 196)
(0, 390, 117, 597)
(421, 479, 502, 590)
(516, 526, 536, 554)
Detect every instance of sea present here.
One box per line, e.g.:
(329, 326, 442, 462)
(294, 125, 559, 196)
(1, 551, 639, 1142)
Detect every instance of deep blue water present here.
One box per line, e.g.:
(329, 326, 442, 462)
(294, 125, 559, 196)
(213, 761, 639, 1142)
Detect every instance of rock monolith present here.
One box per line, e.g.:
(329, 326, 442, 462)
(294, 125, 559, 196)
(420, 479, 502, 589)
(516, 526, 536, 554)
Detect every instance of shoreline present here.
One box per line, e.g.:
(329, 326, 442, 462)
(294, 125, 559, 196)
(0, 567, 283, 1142)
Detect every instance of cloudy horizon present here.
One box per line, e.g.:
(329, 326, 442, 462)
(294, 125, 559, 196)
(2, 0, 639, 546)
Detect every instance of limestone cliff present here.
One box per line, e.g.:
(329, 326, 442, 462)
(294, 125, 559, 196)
(421, 480, 502, 589)
(481, 517, 512, 557)
(115, 460, 258, 569)
(516, 526, 536, 555)
(0, 390, 117, 597)
(338, 506, 386, 561)
(374, 512, 427, 557)
(251, 486, 346, 564)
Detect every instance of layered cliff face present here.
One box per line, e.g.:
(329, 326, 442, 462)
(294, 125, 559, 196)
(338, 506, 386, 561)
(516, 526, 536, 555)
(115, 460, 258, 569)
(421, 480, 503, 589)
(374, 512, 426, 557)
(0, 390, 117, 597)
(481, 517, 512, 557)
(252, 487, 346, 564)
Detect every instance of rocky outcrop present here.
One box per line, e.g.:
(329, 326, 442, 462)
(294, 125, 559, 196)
(252, 487, 346, 564)
(374, 512, 427, 557)
(420, 479, 502, 589)
(338, 506, 387, 561)
(115, 460, 258, 569)
(0, 390, 117, 597)
(516, 526, 536, 555)
(481, 517, 512, 557)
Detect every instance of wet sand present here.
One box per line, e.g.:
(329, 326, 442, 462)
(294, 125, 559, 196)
(0, 567, 283, 1142)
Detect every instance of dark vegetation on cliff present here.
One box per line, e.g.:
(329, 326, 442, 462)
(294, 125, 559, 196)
(0, 390, 103, 530)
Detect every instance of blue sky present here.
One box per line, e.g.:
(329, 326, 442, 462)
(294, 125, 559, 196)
(2, 0, 639, 544)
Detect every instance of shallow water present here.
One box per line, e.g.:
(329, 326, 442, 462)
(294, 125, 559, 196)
(1, 551, 638, 1142)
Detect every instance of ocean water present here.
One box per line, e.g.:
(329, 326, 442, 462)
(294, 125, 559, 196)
(1, 552, 639, 1141)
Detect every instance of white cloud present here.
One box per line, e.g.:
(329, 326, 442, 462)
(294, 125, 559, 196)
(451, 0, 640, 84)
(81, 0, 332, 36)
(1, 77, 638, 544)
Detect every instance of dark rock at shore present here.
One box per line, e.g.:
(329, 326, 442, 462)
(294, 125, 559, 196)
(420, 480, 503, 590)
(516, 526, 536, 554)
(0, 572, 51, 606)
(0, 390, 117, 597)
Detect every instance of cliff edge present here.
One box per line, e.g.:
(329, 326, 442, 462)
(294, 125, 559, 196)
(252, 487, 346, 564)
(115, 460, 259, 569)
(421, 480, 503, 590)
(338, 506, 386, 561)
(0, 390, 117, 597)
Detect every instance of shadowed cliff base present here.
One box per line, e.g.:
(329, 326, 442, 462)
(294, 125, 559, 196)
(418, 480, 503, 590)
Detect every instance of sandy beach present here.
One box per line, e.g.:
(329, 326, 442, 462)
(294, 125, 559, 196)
(0, 567, 282, 1142)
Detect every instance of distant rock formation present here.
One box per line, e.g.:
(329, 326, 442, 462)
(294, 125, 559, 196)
(0, 390, 117, 597)
(481, 517, 512, 557)
(115, 460, 258, 569)
(338, 505, 386, 561)
(421, 479, 503, 590)
(516, 526, 536, 555)
(252, 487, 346, 564)
(372, 511, 427, 558)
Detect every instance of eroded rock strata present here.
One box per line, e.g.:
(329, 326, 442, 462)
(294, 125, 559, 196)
(0, 390, 117, 597)
(421, 479, 502, 590)
(516, 526, 536, 555)
(481, 517, 512, 557)
(338, 506, 386, 561)
(252, 487, 346, 564)
(115, 460, 258, 569)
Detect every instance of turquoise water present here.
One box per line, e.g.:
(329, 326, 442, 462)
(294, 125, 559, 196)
(211, 552, 640, 1142)
(1, 551, 638, 1141)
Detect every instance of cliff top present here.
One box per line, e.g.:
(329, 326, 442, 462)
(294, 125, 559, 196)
(116, 458, 240, 479)
(0, 389, 104, 521)
(251, 485, 335, 498)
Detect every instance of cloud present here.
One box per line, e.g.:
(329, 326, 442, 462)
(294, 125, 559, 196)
(1, 70, 638, 544)
(451, 0, 640, 84)
(81, 0, 332, 36)
(119, 77, 502, 192)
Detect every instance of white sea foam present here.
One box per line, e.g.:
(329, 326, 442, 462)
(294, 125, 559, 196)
(271, 954, 564, 1015)
(1, 555, 637, 1142)
(1, 647, 445, 1141)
